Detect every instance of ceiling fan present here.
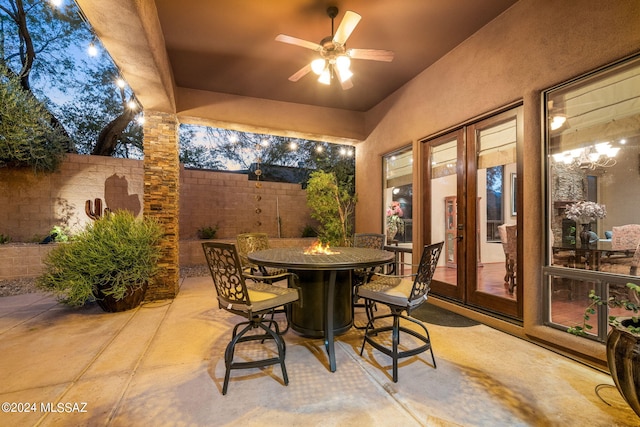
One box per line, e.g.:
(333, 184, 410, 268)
(275, 6, 394, 90)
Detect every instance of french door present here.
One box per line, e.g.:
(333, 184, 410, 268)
(422, 107, 523, 319)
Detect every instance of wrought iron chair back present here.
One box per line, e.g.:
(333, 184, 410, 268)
(236, 232, 270, 273)
(353, 233, 386, 250)
(202, 241, 252, 313)
(408, 241, 443, 306)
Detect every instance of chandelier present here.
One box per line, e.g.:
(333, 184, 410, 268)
(552, 142, 620, 169)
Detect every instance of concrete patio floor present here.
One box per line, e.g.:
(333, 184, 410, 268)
(0, 275, 638, 426)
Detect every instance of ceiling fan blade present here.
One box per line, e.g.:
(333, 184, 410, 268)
(340, 77, 353, 90)
(333, 64, 353, 90)
(288, 63, 312, 82)
(348, 48, 395, 62)
(333, 11, 361, 45)
(275, 34, 322, 51)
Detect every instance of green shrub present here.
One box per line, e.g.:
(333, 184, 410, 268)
(301, 225, 317, 238)
(0, 66, 69, 172)
(37, 211, 163, 307)
(197, 225, 218, 239)
(0, 233, 11, 244)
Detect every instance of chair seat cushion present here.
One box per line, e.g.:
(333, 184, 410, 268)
(222, 282, 298, 313)
(358, 275, 426, 309)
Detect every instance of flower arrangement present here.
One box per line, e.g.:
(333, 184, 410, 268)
(565, 201, 606, 224)
(386, 201, 404, 238)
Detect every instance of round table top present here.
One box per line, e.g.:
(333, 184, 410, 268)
(247, 246, 394, 271)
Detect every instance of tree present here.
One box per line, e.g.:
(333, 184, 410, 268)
(305, 170, 357, 246)
(0, 66, 66, 171)
(0, 0, 142, 159)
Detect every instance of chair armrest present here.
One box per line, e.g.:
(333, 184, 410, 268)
(243, 271, 303, 308)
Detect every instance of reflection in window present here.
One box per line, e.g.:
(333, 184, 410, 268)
(486, 166, 504, 242)
(383, 147, 413, 244)
(545, 54, 640, 340)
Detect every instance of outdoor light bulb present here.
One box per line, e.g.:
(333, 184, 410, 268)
(289, 141, 298, 151)
(620, 139, 627, 145)
(311, 58, 326, 75)
(87, 42, 98, 57)
(116, 78, 126, 88)
(228, 135, 238, 143)
(261, 139, 269, 147)
(50, 0, 62, 7)
(315, 145, 324, 153)
(339, 147, 347, 156)
(347, 149, 354, 157)
(127, 100, 137, 110)
(318, 69, 331, 85)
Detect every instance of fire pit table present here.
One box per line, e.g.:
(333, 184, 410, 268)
(248, 246, 394, 372)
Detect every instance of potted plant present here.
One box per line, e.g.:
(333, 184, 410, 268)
(37, 210, 163, 312)
(197, 225, 218, 239)
(568, 282, 640, 417)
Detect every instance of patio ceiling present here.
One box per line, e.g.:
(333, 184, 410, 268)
(75, 0, 518, 142)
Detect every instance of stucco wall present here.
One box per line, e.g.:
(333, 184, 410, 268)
(355, 0, 640, 361)
(0, 154, 315, 242)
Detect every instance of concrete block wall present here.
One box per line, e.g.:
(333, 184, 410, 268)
(0, 154, 318, 280)
(180, 167, 316, 240)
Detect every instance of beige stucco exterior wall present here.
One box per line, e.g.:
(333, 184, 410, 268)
(355, 0, 640, 363)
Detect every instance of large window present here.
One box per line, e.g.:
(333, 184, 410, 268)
(544, 55, 640, 341)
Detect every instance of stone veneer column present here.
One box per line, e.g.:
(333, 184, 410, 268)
(143, 111, 180, 300)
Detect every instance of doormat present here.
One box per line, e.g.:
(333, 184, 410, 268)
(412, 303, 480, 328)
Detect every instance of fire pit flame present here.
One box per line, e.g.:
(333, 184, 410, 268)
(303, 241, 340, 255)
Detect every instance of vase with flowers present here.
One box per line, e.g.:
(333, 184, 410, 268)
(386, 201, 404, 242)
(565, 201, 606, 247)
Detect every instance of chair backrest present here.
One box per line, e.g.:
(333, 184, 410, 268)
(498, 224, 517, 259)
(202, 241, 251, 308)
(611, 224, 640, 250)
(236, 232, 270, 269)
(409, 241, 444, 304)
(353, 233, 386, 250)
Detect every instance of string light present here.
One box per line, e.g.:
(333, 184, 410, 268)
(116, 78, 126, 88)
(127, 100, 137, 110)
(87, 41, 98, 57)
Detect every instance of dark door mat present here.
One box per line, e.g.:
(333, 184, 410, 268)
(411, 303, 480, 327)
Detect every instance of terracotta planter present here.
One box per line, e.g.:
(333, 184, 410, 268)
(94, 283, 148, 312)
(606, 318, 640, 418)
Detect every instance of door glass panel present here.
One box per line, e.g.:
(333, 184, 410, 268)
(430, 138, 458, 288)
(477, 119, 518, 301)
(383, 147, 413, 274)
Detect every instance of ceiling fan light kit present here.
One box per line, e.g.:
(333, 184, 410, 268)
(275, 6, 394, 90)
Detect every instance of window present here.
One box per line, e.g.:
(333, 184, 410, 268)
(544, 54, 640, 341)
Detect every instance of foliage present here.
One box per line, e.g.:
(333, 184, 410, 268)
(37, 211, 163, 307)
(0, 233, 11, 244)
(301, 225, 318, 238)
(197, 225, 218, 239)
(0, 66, 67, 172)
(567, 283, 640, 336)
(305, 170, 356, 246)
(1, 0, 142, 158)
(49, 225, 70, 242)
